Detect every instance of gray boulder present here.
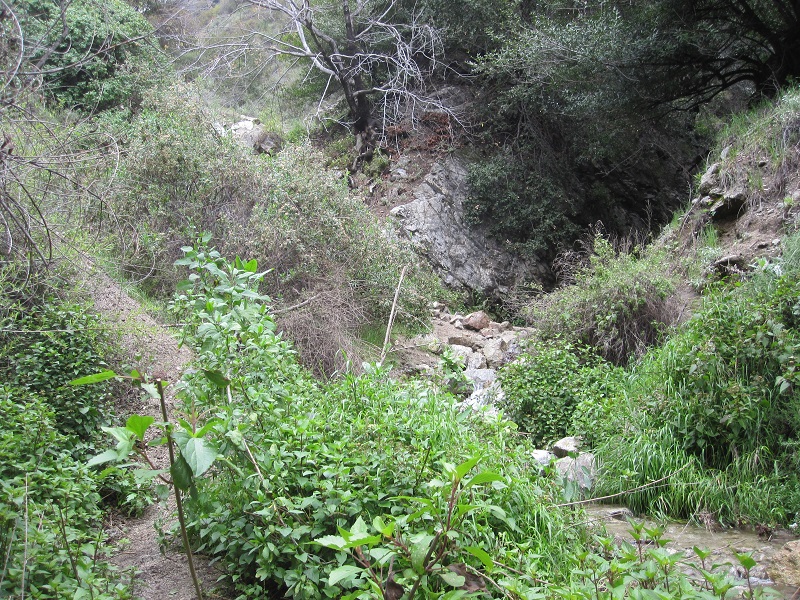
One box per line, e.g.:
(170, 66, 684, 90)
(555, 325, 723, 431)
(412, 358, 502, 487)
(552, 436, 582, 458)
(389, 158, 546, 295)
(555, 453, 596, 490)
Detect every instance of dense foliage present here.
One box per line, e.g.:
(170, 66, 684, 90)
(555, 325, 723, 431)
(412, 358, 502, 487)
(12, 0, 163, 110)
(498, 341, 625, 448)
(0, 271, 140, 598)
(521, 236, 681, 365)
(160, 246, 585, 598)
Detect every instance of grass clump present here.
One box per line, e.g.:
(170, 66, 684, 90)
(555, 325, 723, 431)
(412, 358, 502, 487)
(520, 235, 681, 365)
(710, 85, 800, 204)
(592, 231, 800, 526)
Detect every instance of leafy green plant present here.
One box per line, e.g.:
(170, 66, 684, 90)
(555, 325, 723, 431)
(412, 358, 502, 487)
(0, 387, 131, 599)
(315, 457, 507, 598)
(75, 369, 219, 600)
(498, 340, 622, 447)
(137, 248, 587, 598)
(0, 301, 113, 441)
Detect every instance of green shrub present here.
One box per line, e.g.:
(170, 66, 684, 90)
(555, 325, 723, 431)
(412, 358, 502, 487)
(15, 0, 166, 110)
(595, 232, 800, 525)
(498, 340, 623, 448)
(635, 265, 800, 470)
(522, 235, 680, 365)
(466, 154, 580, 256)
(0, 300, 112, 442)
(161, 250, 587, 598)
(0, 387, 130, 599)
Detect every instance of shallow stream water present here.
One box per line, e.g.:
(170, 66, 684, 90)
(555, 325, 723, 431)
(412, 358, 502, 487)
(583, 505, 799, 598)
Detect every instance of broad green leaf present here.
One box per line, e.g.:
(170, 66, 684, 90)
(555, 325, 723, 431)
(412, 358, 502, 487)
(344, 534, 381, 549)
(410, 533, 435, 574)
(351, 516, 368, 535)
(328, 565, 362, 587)
(69, 370, 117, 386)
(194, 419, 220, 438)
(454, 504, 480, 520)
(133, 468, 167, 485)
(102, 426, 135, 446)
(369, 548, 394, 564)
(373, 516, 396, 537)
(181, 437, 218, 477)
(455, 456, 480, 480)
(87, 449, 121, 467)
(465, 546, 494, 573)
(140, 382, 161, 400)
(203, 369, 230, 388)
(464, 471, 504, 488)
(126, 415, 154, 441)
(170, 454, 194, 491)
(440, 571, 465, 588)
(315, 535, 347, 550)
(734, 552, 757, 570)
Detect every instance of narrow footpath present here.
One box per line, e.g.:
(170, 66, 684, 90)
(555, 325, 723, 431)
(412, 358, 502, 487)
(80, 263, 224, 599)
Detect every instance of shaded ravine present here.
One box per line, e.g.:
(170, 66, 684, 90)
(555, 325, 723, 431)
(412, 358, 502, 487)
(80, 263, 225, 600)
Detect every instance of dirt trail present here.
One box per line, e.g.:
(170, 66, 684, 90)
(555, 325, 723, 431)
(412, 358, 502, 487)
(79, 264, 225, 600)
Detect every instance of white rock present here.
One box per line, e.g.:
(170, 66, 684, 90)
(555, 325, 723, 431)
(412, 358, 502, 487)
(552, 436, 582, 458)
(482, 338, 508, 368)
(532, 450, 555, 466)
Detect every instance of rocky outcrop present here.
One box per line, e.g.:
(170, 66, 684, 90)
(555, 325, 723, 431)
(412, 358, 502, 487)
(552, 436, 582, 458)
(390, 158, 547, 295)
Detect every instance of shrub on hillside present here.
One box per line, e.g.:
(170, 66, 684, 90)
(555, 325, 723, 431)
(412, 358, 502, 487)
(104, 86, 448, 374)
(635, 250, 800, 470)
(0, 277, 112, 442)
(520, 235, 680, 365)
(595, 233, 800, 525)
(14, 0, 165, 110)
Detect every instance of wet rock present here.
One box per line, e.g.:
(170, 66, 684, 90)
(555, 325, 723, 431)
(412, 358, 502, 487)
(552, 436, 582, 458)
(769, 540, 800, 586)
(532, 450, 555, 467)
(464, 368, 497, 391)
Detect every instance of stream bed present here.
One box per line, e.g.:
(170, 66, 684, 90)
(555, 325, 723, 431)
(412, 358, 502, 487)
(584, 505, 799, 597)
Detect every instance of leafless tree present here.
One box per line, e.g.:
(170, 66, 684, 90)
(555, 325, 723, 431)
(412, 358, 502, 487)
(173, 0, 468, 158)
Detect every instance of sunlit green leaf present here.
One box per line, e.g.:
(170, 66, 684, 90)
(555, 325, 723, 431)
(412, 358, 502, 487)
(126, 414, 154, 441)
(69, 370, 117, 386)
